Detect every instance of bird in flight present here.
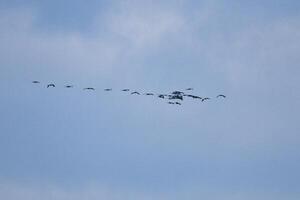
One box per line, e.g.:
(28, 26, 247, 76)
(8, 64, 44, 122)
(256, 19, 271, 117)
(122, 89, 130, 92)
(104, 88, 112, 91)
(32, 81, 40, 84)
(65, 85, 73, 88)
(217, 94, 226, 98)
(145, 93, 154, 96)
(131, 91, 140, 95)
(186, 88, 193, 91)
(184, 94, 201, 99)
(84, 87, 95, 90)
(169, 94, 183, 101)
(158, 94, 166, 99)
(47, 84, 55, 88)
(202, 97, 210, 102)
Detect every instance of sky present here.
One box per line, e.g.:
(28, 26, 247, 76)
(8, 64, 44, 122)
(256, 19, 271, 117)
(0, 0, 300, 199)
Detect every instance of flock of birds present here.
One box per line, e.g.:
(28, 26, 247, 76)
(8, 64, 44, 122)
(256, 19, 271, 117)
(32, 81, 226, 105)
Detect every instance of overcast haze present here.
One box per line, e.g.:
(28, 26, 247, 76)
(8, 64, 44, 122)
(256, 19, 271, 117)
(1, 0, 300, 199)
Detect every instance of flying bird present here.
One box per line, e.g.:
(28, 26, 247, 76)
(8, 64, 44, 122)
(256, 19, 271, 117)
(169, 94, 183, 101)
(217, 94, 226, 98)
(144, 93, 154, 96)
(104, 88, 112, 91)
(184, 94, 201, 99)
(202, 97, 210, 102)
(65, 85, 73, 88)
(47, 84, 55, 88)
(158, 94, 165, 99)
(185, 88, 193, 91)
(84, 87, 95, 90)
(131, 91, 140, 95)
(32, 81, 40, 83)
(122, 89, 130, 92)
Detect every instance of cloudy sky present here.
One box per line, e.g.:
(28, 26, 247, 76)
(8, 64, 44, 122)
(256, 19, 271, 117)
(0, 0, 300, 199)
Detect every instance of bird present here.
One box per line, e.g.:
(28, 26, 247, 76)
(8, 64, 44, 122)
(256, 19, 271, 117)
(122, 89, 130, 92)
(186, 88, 193, 91)
(131, 91, 140, 95)
(184, 94, 201, 99)
(47, 84, 55, 88)
(65, 85, 73, 88)
(144, 93, 154, 96)
(217, 94, 226, 98)
(104, 88, 112, 91)
(84, 87, 95, 90)
(202, 97, 210, 102)
(32, 81, 40, 84)
(169, 94, 183, 101)
(158, 94, 165, 99)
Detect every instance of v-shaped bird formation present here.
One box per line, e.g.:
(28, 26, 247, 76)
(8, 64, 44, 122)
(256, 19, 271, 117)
(32, 81, 226, 106)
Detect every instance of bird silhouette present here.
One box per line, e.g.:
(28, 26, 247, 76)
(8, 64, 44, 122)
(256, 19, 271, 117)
(32, 81, 40, 84)
(184, 94, 201, 99)
(122, 89, 130, 92)
(186, 88, 193, 91)
(202, 97, 210, 102)
(104, 88, 112, 91)
(84, 87, 95, 90)
(217, 94, 226, 98)
(47, 84, 55, 88)
(169, 94, 183, 101)
(131, 91, 140, 95)
(145, 93, 154, 96)
(65, 85, 73, 88)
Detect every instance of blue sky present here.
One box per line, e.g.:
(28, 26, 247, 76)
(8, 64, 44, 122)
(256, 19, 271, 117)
(0, 0, 300, 199)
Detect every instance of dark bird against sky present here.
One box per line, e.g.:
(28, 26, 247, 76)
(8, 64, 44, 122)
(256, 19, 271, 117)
(184, 94, 201, 99)
(84, 87, 95, 90)
(158, 94, 165, 99)
(202, 97, 210, 102)
(217, 94, 226, 98)
(47, 84, 55, 88)
(145, 93, 154, 96)
(131, 91, 140, 95)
